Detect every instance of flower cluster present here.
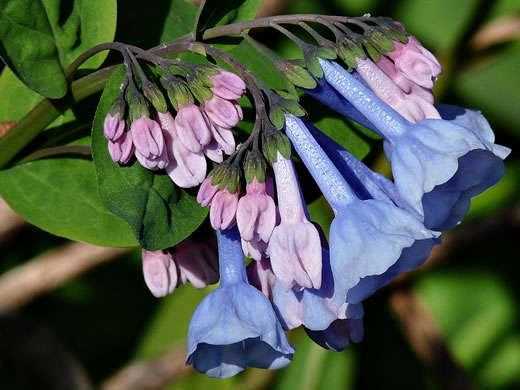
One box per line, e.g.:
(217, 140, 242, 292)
(103, 68, 246, 188)
(109, 18, 509, 379)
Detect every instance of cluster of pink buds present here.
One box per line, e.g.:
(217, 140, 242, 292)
(355, 24, 443, 122)
(102, 68, 246, 188)
(141, 235, 219, 297)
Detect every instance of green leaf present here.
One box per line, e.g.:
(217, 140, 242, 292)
(92, 67, 208, 250)
(0, 0, 117, 98)
(0, 0, 67, 98)
(0, 135, 137, 247)
(194, 0, 262, 39)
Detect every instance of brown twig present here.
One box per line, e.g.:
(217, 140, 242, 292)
(0, 242, 132, 310)
(0, 197, 27, 246)
(389, 288, 475, 390)
(99, 345, 193, 390)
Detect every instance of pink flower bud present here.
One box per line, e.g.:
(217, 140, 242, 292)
(387, 35, 442, 89)
(164, 126, 207, 188)
(108, 131, 134, 164)
(142, 250, 178, 297)
(204, 96, 243, 129)
(209, 189, 240, 230)
(175, 103, 212, 153)
(197, 177, 220, 207)
(203, 139, 224, 163)
(376, 55, 434, 103)
(247, 258, 276, 301)
(175, 235, 219, 289)
(104, 112, 125, 141)
(267, 153, 322, 291)
(209, 122, 236, 155)
(237, 178, 276, 244)
(242, 238, 268, 261)
(210, 69, 246, 100)
(356, 58, 440, 123)
(130, 114, 165, 159)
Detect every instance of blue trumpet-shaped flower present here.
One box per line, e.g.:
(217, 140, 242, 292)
(319, 59, 511, 231)
(186, 226, 294, 378)
(305, 318, 364, 352)
(284, 115, 440, 305)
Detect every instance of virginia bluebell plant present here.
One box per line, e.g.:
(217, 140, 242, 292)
(84, 13, 512, 378)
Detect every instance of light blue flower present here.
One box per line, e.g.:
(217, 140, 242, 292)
(186, 226, 294, 378)
(305, 318, 364, 352)
(284, 115, 439, 305)
(319, 59, 511, 231)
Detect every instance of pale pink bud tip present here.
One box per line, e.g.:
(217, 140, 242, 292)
(108, 131, 134, 164)
(209, 189, 240, 230)
(204, 96, 243, 129)
(197, 177, 220, 207)
(237, 178, 276, 243)
(104, 112, 125, 141)
(175, 103, 212, 153)
(389, 36, 442, 89)
(130, 115, 165, 158)
(142, 250, 178, 297)
(210, 70, 246, 100)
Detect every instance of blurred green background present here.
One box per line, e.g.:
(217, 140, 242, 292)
(1, 0, 519, 389)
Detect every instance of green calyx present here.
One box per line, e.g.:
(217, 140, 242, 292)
(262, 129, 291, 165)
(189, 77, 213, 103)
(280, 60, 317, 90)
(303, 46, 337, 79)
(337, 38, 366, 69)
(209, 164, 241, 194)
(143, 81, 168, 113)
(109, 96, 126, 118)
(161, 77, 192, 110)
(243, 151, 267, 184)
(129, 93, 150, 121)
(268, 93, 306, 130)
(367, 29, 396, 54)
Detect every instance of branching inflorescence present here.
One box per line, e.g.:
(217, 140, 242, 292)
(93, 14, 511, 378)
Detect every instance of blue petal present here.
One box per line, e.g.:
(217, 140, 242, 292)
(387, 119, 508, 230)
(303, 78, 378, 133)
(187, 283, 294, 377)
(330, 199, 439, 303)
(305, 319, 364, 352)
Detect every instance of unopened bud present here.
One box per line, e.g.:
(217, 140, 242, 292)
(143, 81, 168, 113)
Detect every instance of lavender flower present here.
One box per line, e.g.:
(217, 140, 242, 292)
(186, 226, 294, 378)
(319, 59, 511, 231)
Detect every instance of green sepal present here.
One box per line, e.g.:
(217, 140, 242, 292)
(282, 62, 317, 89)
(367, 30, 396, 53)
(268, 94, 306, 130)
(304, 50, 323, 79)
(269, 106, 285, 130)
(222, 166, 241, 194)
(316, 47, 337, 60)
(383, 24, 409, 44)
(143, 81, 168, 113)
(108, 96, 126, 118)
(189, 78, 213, 103)
(129, 93, 150, 121)
(161, 77, 193, 110)
(243, 151, 267, 184)
(363, 41, 380, 62)
(210, 164, 228, 186)
(263, 130, 292, 164)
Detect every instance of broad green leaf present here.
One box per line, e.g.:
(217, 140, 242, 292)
(92, 67, 208, 250)
(0, 0, 67, 98)
(0, 0, 117, 98)
(0, 134, 137, 247)
(40, 0, 118, 70)
(0, 68, 137, 247)
(194, 0, 262, 39)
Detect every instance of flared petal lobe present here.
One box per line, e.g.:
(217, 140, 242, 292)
(186, 227, 294, 378)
